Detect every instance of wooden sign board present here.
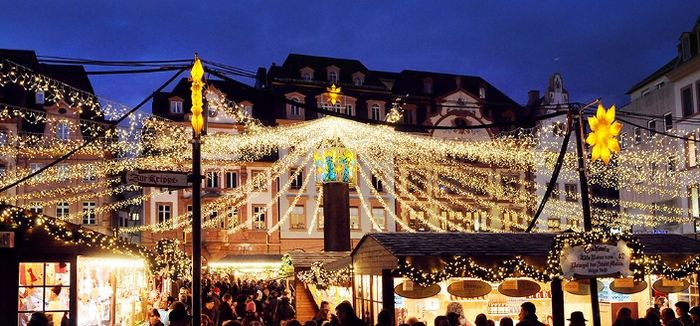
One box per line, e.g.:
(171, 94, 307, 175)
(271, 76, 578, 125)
(610, 278, 647, 294)
(652, 279, 690, 293)
(498, 279, 541, 297)
(395, 282, 441, 299)
(560, 241, 632, 279)
(564, 279, 605, 295)
(447, 280, 492, 298)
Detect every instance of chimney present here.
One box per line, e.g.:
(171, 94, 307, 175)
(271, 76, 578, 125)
(255, 67, 267, 89)
(527, 90, 540, 106)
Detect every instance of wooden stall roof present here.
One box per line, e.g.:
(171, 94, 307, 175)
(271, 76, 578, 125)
(288, 251, 350, 268)
(215, 254, 283, 263)
(353, 232, 700, 258)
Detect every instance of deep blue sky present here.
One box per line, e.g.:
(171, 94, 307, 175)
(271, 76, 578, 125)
(3, 1, 700, 108)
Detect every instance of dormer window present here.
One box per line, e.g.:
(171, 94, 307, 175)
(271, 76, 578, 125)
(328, 71, 338, 84)
(479, 87, 487, 99)
(35, 91, 45, 105)
(299, 67, 315, 81)
(352, 72, 365, 86)
(56, 122, 70, 140)
(423, 78, 433, 94)
(302, 73, 311, 81)
(170, 100, 183, 114)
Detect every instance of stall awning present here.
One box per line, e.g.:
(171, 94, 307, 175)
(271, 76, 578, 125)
(288, 251, 350, 269)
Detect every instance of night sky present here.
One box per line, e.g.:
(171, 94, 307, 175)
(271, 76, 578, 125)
(3, 1, 700, 108)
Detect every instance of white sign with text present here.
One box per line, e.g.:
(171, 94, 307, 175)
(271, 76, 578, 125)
(560, 240, 632, 279)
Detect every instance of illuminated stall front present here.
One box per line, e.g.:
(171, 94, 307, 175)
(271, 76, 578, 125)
(351, 232, 700, 326)
(1, 206, 152, 326)
(290, 251, 353, 317)
(208, 254, 284, 280)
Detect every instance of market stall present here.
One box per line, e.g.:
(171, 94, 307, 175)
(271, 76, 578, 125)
(1, 205, 153, 326)
(350, 232, 700, 326)
(290, 251, 352, 315)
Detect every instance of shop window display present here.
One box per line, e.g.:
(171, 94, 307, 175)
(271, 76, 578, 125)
(18, 262, 71, 326)
(77, 257, 147, 326)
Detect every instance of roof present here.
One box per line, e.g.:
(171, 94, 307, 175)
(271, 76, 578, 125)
(626, 57, 677, 94)
(215, 254, 283, 263)
(288, 251, 350, 268)
(355, 232, 700, 257)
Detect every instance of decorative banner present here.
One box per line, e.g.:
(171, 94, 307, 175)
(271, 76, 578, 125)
(447, 280, 492, 298)
(560, 240, 632, 279)
(609, 278, 647, 294)
(395, 281, 441, 299)
(314, 147, 357, 184)
(652, 279, 690, 293)
(498, 279, 541, 297)
(563, 279, 605, 295)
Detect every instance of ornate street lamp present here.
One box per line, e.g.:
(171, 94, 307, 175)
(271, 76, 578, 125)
(190, 54, 204, 326)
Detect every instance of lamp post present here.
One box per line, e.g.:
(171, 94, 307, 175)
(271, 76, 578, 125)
(190, 54, 205, 326)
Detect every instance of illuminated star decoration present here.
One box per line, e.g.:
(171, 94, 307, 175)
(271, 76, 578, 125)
(326, 84, 342, 105)
(586, 104, 623, 164)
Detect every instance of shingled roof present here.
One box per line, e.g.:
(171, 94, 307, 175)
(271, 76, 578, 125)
(356, 232, 700, 257)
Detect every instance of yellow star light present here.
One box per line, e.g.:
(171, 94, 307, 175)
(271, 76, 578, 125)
(190, 55, 205, 135)
(586, 104, 623, 164)
(326, 84, 342, 105)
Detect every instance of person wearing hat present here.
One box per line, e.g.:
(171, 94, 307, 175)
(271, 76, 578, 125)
(567, 311, 587, 326)
(676, 302, 693, 326)
(203, 296, 219, 326)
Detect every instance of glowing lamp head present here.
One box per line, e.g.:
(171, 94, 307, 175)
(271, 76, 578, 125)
(190, 55, 205, 135)
(314, 147, 357, 184)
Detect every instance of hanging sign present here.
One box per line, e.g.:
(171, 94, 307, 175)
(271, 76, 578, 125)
(609, 278, 647, 294)
(563, 279, 605, 295)
(126, 170, 190, 188)
(395, 281, 441, 299)
(498, 279, 541, 297)
(559, 240, 632, 279)
(652, 279, 690, 293)
(447, 280, 492, 298)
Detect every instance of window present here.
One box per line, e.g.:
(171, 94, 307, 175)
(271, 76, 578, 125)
(290, 206, 305, 230)
(30, 163, 44, 173)
(641, 89, 650, 97)
(548, 218, 561, 231)
(252, 205, 266, 230)
(130, 212, 140, 221)
(56, 202, 69, 219)
(371, 207, 386, 230)
(647, 120, 656, 139)
(682, 86, 695, 117)
(664, 113, 673, 131)
(29, 202, 43, 214)
(82, 202, 96, 225)
(345, 104, 354, 116)
(656, 81, 665, 89)
(370, 104, 381, 120)
(479, 87, 486, 99)
(290, 168, 303, 189)
(302, 73, 311, 81)
(634, 127, 642, 143)
(404, 109, 415, 125)
(423, 78, 433, 94)
(209, 211, 224, 229)
(371, 175, 383, 192)
(18, 262, 71, 325)
(353, 77, 363, 86)
(250, 170, 268, 192)
(0, 163, 6, 177)
(83, 166, 96, 182)
(157, 204, 171, 223)
(35, 91, 45, 105)
(350, 207, 360, 230)
(668, 156, 677, 172)
(170, 100, 183, 114)
(225, 171, 238, 188)
(243, 105, 253, 117)
(690, 185, 700, 220)
(56, 123, 70, 141)
(696, 81, 700, 112)
(227, 208, 239, 229)
(564, 184, 578, 202)
(290, 98, 301, 117)
(328, 71, 338, 83)
(682, 35, 692, 61)
(547, 182, 560, 199)
(206, 172, 219, 188)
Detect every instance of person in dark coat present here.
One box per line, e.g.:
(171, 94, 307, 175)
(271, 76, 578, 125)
(516, 302, 546, 326)
(335, 301, 367, 326)
(218, 293, 236, 325)
(274, 296, 296, 326)
(676, 302, 694, 326)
